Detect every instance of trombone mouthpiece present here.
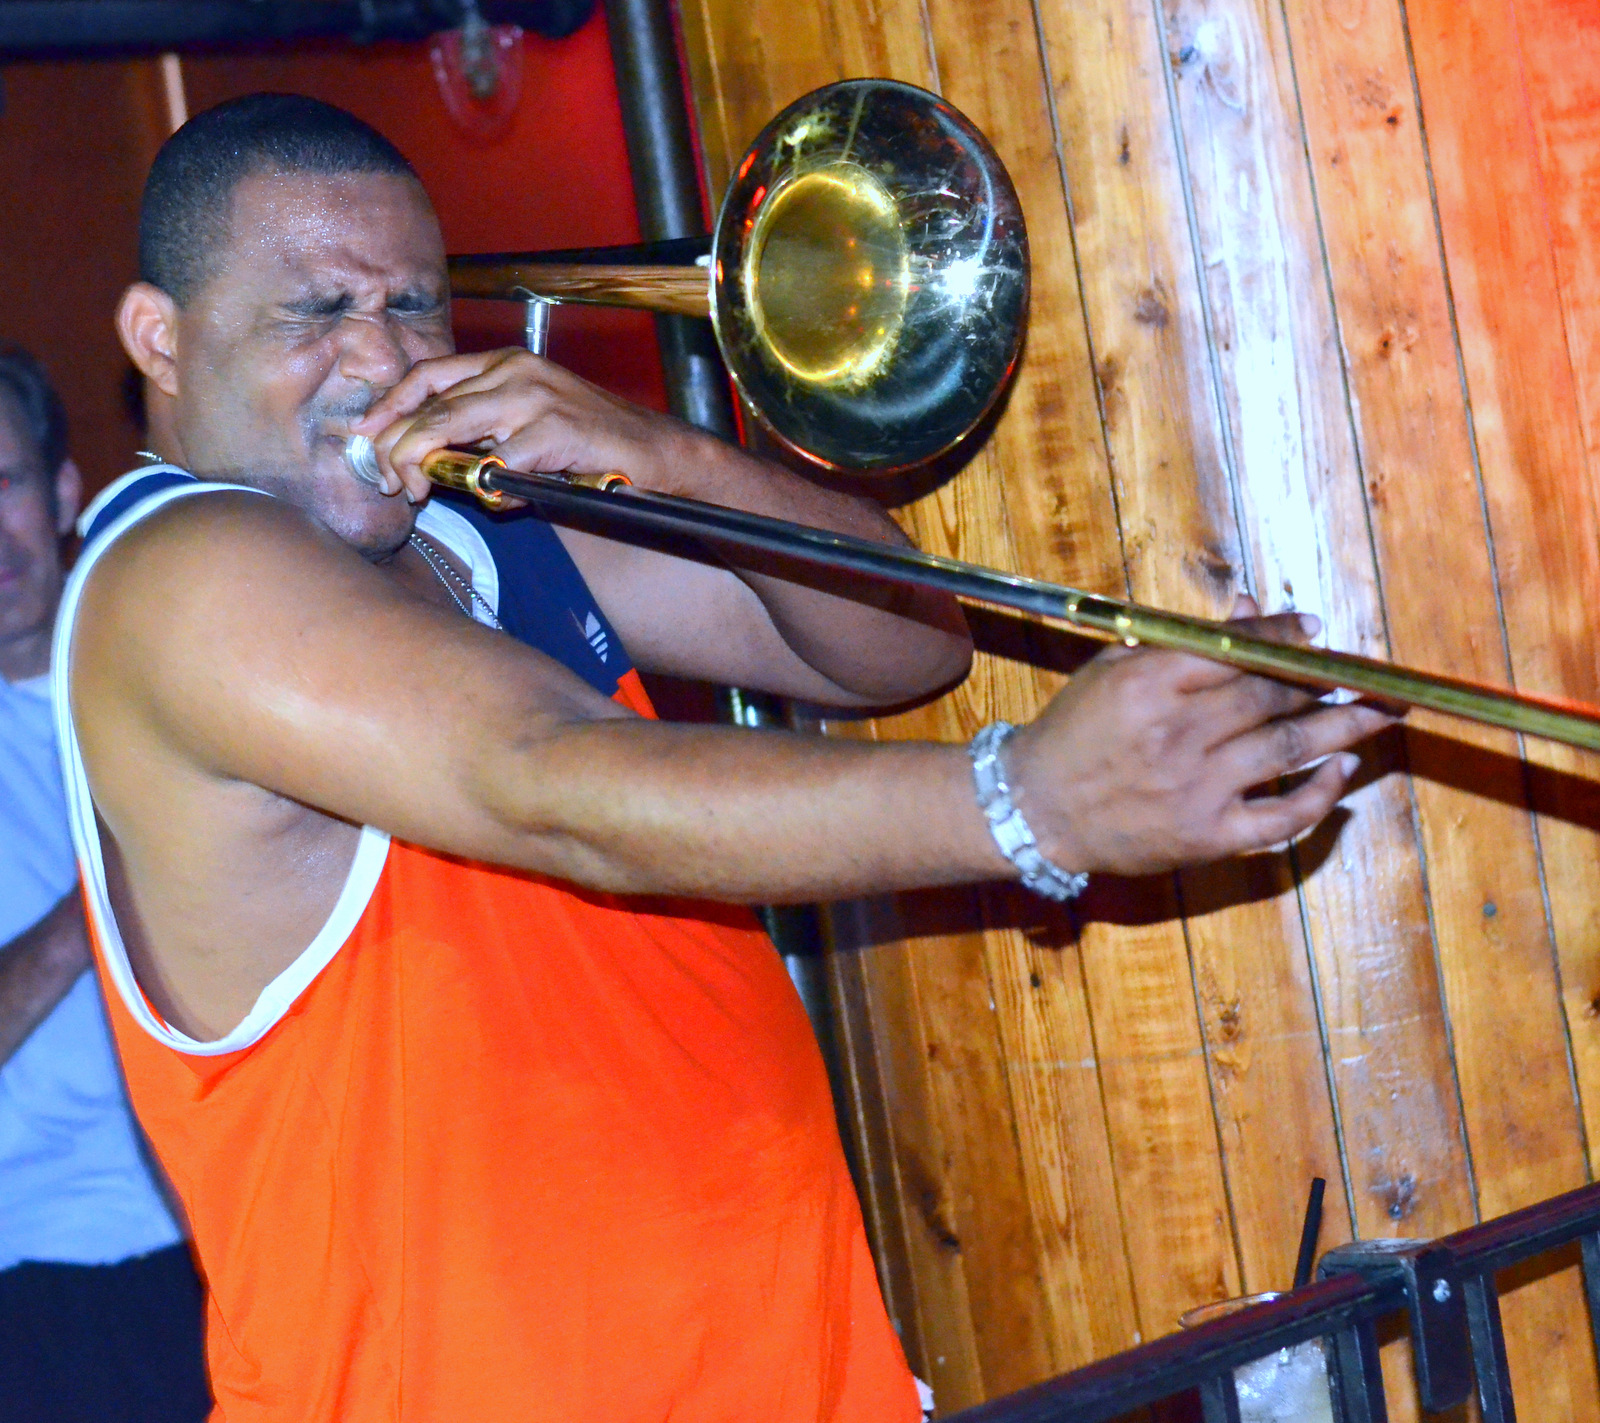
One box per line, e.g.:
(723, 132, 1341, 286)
(343, 435, 383, 488)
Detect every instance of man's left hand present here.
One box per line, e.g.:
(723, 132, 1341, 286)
(351, 348, 699, 500)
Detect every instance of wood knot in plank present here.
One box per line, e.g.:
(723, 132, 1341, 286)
(1094, 353, 1121, 405)
(1118, 125, 1131, 165)
(918, 1188, 962, 1253)
(1353, 72, 1393, 113)
(1375, 322, 1418, 360)
(1583, 992, 1600, 1020)
(903, 1150, 962, 1253)
(1190, 544, 1235, 591)
(1133, 287, 1171, 327)
(1215, 997, 1243, 1042)
(1372, 1172, 1419, 1221)
(1210, 997, 1249, 1077)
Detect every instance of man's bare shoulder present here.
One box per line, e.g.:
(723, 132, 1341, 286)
(72, 487, 448, 705)
(79, 487, 360, 638)
(69, 487, 421, 781)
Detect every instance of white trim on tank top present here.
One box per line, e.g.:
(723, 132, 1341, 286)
(54, 468, 501, 1057)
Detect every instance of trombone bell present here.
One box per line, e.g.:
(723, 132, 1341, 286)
(746, 163, 909, 391)
(712, 80, 1029, 472)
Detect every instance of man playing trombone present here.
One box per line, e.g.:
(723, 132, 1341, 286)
(62, 94, 1389, 1421)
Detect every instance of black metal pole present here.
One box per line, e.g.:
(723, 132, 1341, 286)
(602, 0, 736, 441)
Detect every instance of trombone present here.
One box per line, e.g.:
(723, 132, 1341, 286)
(410, 78, 1600, 754)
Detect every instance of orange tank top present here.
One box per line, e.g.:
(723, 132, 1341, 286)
(91, 827, 917, 1422)
(58, 472, 919, 1423)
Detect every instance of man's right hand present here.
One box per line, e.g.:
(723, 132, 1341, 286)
(1005, 597, 1395, 878)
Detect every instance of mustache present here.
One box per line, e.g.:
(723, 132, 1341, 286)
(302, 388, 381, 439)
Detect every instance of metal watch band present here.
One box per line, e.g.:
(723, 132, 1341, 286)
(968, 720, 1089, 903)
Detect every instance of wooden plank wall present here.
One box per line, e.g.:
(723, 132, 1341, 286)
(678, 0, 1600, 1413)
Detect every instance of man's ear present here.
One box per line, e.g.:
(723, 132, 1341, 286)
(116, 282, 180, 398)
(53, 457, 81, 537)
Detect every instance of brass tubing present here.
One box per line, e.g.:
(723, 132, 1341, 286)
(422, 451, 1600, 753)
(447, 261, 711, 318)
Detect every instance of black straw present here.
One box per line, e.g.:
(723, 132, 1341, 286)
(1293, 1177, 1327, 1289)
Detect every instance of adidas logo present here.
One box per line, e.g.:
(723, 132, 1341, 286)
(583, 611, 609, 662)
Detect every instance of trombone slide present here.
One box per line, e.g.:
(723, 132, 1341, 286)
(408, 445, 1600, 754)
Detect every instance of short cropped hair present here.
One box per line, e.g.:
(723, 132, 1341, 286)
(139, 93, 420, 307)
(0, 345, 67, 476)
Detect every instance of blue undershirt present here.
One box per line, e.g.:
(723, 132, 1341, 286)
(0, 670, 184, 1270)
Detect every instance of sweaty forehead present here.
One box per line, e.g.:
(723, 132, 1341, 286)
(207, 170, 445, 302)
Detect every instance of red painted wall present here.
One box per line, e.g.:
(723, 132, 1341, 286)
(0, 61, 169, 493)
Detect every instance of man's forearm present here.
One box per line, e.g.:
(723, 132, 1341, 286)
(476, 720, 1010, 903)
(664, 429, 973, 700)
(0, 891, 93, 1069)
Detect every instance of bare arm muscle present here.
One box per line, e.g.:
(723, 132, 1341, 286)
(0, 893, 92, 1070)
(73, 493, 1003, 904)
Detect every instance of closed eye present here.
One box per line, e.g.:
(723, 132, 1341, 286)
(282, 293, 355, 320)
(278, 291, 442, 322)
(388, 291, 445, 318)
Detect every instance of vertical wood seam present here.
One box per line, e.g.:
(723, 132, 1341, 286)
(1026, 0, 1246, 1325)
(1065, 907, 1153, 1344)
(1498, 0, 1598, 1183)
(1171, 879, 1252, 1291)
(1025, 0, 1136, 603)
(826, 943, 914, 1348)
(1264, 0, 1412, 1240)
(1149, 0, 1338, 1286)
(680, 0, 723, 194)
(1311, 0, 1482, 1227)
(865, 955, 934, 1360)
(1386, 0, 1543, 1222)
(1267, 0, 1395, 662)
(1286, 832, 1362, 1240)
(1271, 0, 1488, 1232)
(1392, 0, 1524, 698)
(975, 3, 1154, 1350)
(1146, 0, 1255, 603)
(888, 927, 982, 1392)
(975, 930, 1069, 1375)
(916, 0, 942, 94)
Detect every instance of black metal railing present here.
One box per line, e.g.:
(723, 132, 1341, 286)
(945, 1178, 1600, 1423)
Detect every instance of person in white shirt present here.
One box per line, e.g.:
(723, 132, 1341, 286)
(0, 345, 208, 1422)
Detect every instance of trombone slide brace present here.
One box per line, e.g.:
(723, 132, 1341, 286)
(420, 448, 634, 505)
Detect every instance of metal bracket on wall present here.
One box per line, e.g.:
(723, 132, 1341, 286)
(1320, 1239, 1475, 1413)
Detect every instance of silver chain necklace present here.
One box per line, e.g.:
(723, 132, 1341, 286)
(408, 533, 502, 631)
